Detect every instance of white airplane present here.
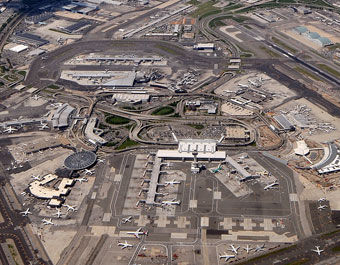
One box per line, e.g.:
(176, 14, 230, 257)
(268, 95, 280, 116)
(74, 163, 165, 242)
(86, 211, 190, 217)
(219, 253, 235, 261)
(244, 245, 252, 254)
(255, 244, 265, 252)
(161, 199, 181, 206)
(318, 205, 327, 210)
(122, 216, 132, 224)
(20, 208, 32, 216)
(248, 79, 261, 87)
(3, 126, 18, 133)
(32, 95, 41, 100)
(164, 180, 181, 186)
(84, 169, 94, 175)
(98, 158, 105, 163)
(63, 204, 77, 212)
(312, 246, 324, 255)
(126, 227, 148, 238)
(38, 123, 49, 130)
(75, 177, 88, 183)
(238, 83, 249, 88)
(31, 175, 41, 180)
(53, 209, 63, 218)
(118, 241, 133, 249)
(318, 198, 327, 202)
(42, 218, 54, 225)
(264, 181, 279, 190)
(228, 245, 240, 254)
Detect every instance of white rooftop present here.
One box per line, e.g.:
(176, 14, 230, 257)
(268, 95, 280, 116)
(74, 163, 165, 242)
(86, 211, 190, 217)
(10, 44, 28, 53)
(294, 140, 310, 156)
(178, 139, 218, 153)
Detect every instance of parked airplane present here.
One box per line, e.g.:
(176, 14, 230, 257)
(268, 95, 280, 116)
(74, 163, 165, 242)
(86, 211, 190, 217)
(219, 253, 235, 261)
(255, 244, 265, 252)
(53, 209, 63, 218)
(126, 227, 148, 238)
(244, 245, 252, 254)
(264, 181, 278, 190)
(42, 218, 54, 225)
(63, 204, 77, 212)
(164, 180, 181, 186)
(39, 123, 49, 130)
(228, 245, 240, 254)
(32, 95, 41, 100)
(318, 198, 327, 202)
(31, 175, 41, 180)
(318, 205, 327, 210)
(84, 169, 94, 175)
(210, 165, 222, 174)
(118, 241, 133, 249)
(238, 83, 249, 88)
(248, 79, 261, 87)
(122, 216, 132, 224)
(3, 126, 18, 133)
(20, 208, 32, 216)
(161, 199, 181, 206)
(311, 246, 324, 255)
(75, 177, 88, 183)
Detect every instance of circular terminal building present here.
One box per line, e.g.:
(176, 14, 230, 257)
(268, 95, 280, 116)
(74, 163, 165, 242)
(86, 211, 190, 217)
(64, 151, 97, 170)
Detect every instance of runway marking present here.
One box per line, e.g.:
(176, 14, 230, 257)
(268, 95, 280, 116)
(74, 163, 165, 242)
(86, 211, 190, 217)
(174, 216, 190, 229)
(219, 217, 233, 230)
(155, 215, 170, 228)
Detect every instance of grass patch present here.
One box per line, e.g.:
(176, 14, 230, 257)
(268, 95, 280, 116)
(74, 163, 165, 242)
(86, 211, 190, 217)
(104, 141, 117, 147)
(47, 84, 59, 89)
(317, 64, 340, 78)
(240, 53, 253, 58)
(3, 74, 18, 82)
(272, 36, 297, 53)
(332, 245, 340, 252)
(232, 15, 249, 23)
(17, 70, 26, 77)
(106, 115, 131, 125)
(116, 138, 139, 150)
(188, 0, 200, 5)
(260, 46, 281, 57)
(169, 100, 179, 107)
(191, 0, 219, 18)
(0, 65, 8, 74)
(187, 124, 204, 130)
(321, 229, 340, 238)
(294, 66, 323, 81)
(223, 3, 243, 12)
(151, 106, 174, 116)
(286, 258, 309, 265)
(155, 44, 181, 55)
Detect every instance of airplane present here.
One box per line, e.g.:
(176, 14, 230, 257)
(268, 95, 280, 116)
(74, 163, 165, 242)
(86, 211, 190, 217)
(161, 199, 181, 206)
(164, 180, 181, 186)
(228, 244, 240, 254)
(318, 198, 327, 202)
(318, 205, 327, 210)
(264, 181, 279, 190)
(126, 227, 148, 238)
(20, 208, 32, 216)
(38, 123, 49, 130)
(311, 246, 324, 255)
(42, 218, 54, 225)
(97, 158, 105, 163)
(3, 126, 18, 133)
(122, 216, 132, 224)
(248, 79, 261, 87)
(53, 209, 63, 218)
(255, 244, 265, 252)
(63, 204, 77, 212)
(31, 175, 41, 180)
(244, 245, 252, 254)
(238, 83, 249, 88)
(118, 241, 133, 249)
(210, 165, 222, 174)
(75, 177, 88, 183)
(32, 95, 41, 100)
(219, 253, 235, 261)
(84, 169, 94, 175)
(142, 246, 147, 251)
